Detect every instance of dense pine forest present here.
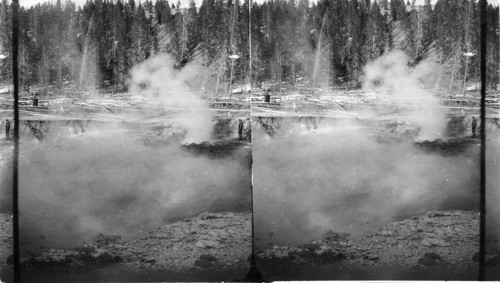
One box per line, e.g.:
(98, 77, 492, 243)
(0, 0, 498, 92)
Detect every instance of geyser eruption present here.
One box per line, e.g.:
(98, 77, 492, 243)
(363, 51, 447, 141)
(254, 51, 478, 249)
(129, 54, 213, 143)
(19, 131, 251, 253)
(17, 55, 251, 254)
(253, 120, 478, 248)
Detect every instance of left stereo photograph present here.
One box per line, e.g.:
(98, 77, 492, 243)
(1, 14, 253, 279)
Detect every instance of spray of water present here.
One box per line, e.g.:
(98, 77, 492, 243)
(78, 12, 97, 91)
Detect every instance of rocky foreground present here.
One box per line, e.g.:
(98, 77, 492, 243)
(19, 212, 252, 281)
(4, 210, 500, 281)
(256, 210, 498, 280)
(0, 214, 13, 282)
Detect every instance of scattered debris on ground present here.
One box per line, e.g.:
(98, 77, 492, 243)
(21, 212, 252, 276)
(257, 210, 482, 279)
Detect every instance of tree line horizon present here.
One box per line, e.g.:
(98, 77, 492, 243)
(0, 0, 498, 93)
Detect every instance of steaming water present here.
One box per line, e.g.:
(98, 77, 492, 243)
(0, 54, 253, 256)
(250, 51, 482, 249)
(253, 117, 480, 249)
(487, 130, 500, 277)
(0, 139, 13, 213)
(3, 121, 251, 256)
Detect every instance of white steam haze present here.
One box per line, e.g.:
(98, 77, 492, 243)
(129, 54, 212, 143)
(0, 144, 12, 213)
(363, 50, 447, 141)
(487, 131, 500, 254)
(253, 121, 478, 248)
(254, 50, 479, 248)
(18, 129, 251, 253)
(17, 55, 251, 253)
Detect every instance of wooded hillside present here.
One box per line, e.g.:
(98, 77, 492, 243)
(0, 0, 498, 91)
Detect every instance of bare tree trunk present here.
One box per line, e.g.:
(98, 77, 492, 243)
(215, 60, 222, 100)
(58, 64, 62, 89)
(229, 59, 235, 98)
(462, 0, 473, 94)
(448, 44, 461, 93)
(248, 0, 252, 98)
(435, 51, 443, 89)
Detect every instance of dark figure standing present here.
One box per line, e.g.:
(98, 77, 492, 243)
(5, 119, 10, 139)
(32, 92, 39, 107)
(238, 119, 244, 140)
(264, 89, 271, 103)
(472, 116, 477, 138)
(245, 118, 251, 142)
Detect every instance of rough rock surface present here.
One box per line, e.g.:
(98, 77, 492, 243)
(0, 213, 13, 282)
(344, 210, 479, 270)
(257, 210, 482, 279)
(21, 212, 251, 277)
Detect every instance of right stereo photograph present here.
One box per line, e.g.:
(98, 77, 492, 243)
(251, 0, 499, 279)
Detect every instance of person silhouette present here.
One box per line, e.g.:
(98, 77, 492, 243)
(5, 119, 10, 139)
(471, 116, 477, 138)
(238, 119, 244, 140)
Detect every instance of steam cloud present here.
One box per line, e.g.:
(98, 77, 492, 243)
(254, 51, 478, 248)
(487, 131, 500, 252)
(129, 55, 213, 143)
(0, 145, 12, 213)
(254, 120, 478, 248)
(17, 55, 250, 253)
(19, 131, 251, 252)
(363, 51, 447, 141)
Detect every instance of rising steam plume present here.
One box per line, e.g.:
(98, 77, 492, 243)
(129, 54, 213, 143)
(19, 132, 251, 253)
(253, 122, 478, 248)
(17, 55, 251, 254)
(254, 51, 479, 248)
(363, 51, 447, 141)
